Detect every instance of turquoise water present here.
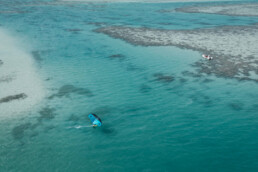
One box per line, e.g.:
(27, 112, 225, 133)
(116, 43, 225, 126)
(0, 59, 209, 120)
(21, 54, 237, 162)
(1, 1, 258, 171)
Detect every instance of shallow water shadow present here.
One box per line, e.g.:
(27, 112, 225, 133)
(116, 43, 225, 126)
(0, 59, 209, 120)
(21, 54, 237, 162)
(44, 125, 56, 133)
(87, 22, 108, 27)
(182, 70, 203, 78)
(12, 123, 32, 140)
(38, 107, 57, 122)
(108, 54, 126, 61)
(158, 22, 175, 26)
(31, 51, 43, 64)
(29, 132, 39, 138)
(68, 114, 80, 122)
(153, 73, 174, 83)
(178, 77, 188, 83)
(48, 84, 93, 99)
(65, 28, 82, 34)
(11, 106, 58, 140)
(139, 84, 152, 93)
(108, 54, 125, 60)
(126, 63, 143, 72)
(228, 102, 244, 111)
(202, 78, 214, 83)
(189, 94, 213, 108)
(100, 125, 115, 135)
(0, 93, 27, 104)
(0, 10, 29, 14)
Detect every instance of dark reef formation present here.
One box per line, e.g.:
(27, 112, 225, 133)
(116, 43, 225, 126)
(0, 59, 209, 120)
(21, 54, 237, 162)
(0, 93, 27, 104)
(48, 84, 93, 99)
(95, 25, 258, 82)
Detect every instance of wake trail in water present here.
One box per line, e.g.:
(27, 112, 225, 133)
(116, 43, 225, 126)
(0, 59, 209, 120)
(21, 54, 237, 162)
(67, 125, 93, 129)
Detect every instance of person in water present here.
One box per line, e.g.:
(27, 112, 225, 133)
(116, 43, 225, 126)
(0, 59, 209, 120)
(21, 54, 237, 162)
(203, 54, 213, 60)
(88, 113, 102, 127)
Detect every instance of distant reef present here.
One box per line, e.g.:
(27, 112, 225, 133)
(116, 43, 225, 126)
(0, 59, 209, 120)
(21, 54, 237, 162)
(95, 24, 258, 81)
(175, 3, 258, 17)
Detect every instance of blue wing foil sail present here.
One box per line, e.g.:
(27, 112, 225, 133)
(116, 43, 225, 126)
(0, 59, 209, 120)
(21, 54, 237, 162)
(88, 113, 102, 126)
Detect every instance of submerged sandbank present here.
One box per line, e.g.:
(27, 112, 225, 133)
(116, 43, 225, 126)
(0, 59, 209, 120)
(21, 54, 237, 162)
(0, 28, 45, 118)
(95, 25, 258, 81)
(176, 3, 258, 16)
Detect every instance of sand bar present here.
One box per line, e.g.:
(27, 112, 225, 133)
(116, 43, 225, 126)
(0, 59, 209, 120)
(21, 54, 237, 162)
(95, 25, 258, 81)
(0, 28, 45, 118)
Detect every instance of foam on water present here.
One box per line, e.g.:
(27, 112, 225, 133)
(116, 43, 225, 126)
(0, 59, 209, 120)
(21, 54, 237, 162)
(0, 28, 45, 118)
(67, 125, 94, 128)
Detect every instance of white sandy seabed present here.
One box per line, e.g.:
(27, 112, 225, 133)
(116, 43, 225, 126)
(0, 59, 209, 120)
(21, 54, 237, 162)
(0, 28, 45, 118)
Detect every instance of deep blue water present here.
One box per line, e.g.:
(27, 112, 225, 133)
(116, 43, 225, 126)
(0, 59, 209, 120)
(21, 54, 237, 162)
(0, 0, 258, 171)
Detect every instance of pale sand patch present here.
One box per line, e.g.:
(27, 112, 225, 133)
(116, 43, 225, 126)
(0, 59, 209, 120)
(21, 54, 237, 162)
(176, 3, 258, 16)
(95, 25, 258, 81)
(0, 28, 45, 118)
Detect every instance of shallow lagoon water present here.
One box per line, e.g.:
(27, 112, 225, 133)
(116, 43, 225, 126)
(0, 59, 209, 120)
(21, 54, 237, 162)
(1, 1, 258, 171)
